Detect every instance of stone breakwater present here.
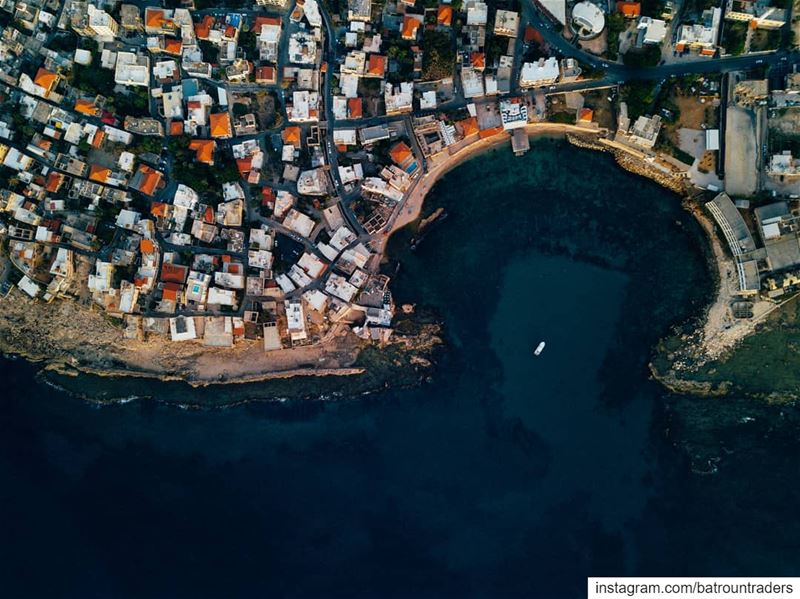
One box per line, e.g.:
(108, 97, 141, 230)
(612, 152, 690, 195)
(565, 133, 690, 195)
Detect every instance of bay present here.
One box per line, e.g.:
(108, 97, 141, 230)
(2, 139, 798, 598)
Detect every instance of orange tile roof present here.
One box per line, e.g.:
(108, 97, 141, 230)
(348, 97, 363, 119)
(164, 38, 182, 55)
(616, 1, 641, 16)
(401, 16, 420, 40)
(209, 112, 232, 138)
(471, 52, 485, 69)
(140, 238, 156, 253)
(437, 5, 453, 26)
(194, 16, 213, 38)
(225, 25, 235, 38)
(188, 139, 216, 164)
(367, 54, 386, 77)
(151, 202, 168, 217)
(700, 47, 716, 55)
(34, 68, 58, 92)
(89, 165, 111, 183)
(74, 98, 98, 116)
(146, 8, 165, 28)
(162, 286, 179, 301)
(282, 126, 301, 145)
(458, 116, 479, 137)
(579, 107, 594, 122)
(389, 141, 413, 167)
(91, 130, 105, 148)
(478, 126, 504, 139)
(169, 120, 184, 135)
(134, 165, 163, 196)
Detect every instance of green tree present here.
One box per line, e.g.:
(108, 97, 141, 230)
(422, 31, 456, 80)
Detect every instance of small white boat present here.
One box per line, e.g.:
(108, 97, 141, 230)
(534, 341, 546, 356)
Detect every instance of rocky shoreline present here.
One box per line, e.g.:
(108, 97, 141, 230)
(563, 133, 769, 399)
(565, 133, 691, 195)
(0, 286, 442, 393)
(0, 129, 760, 399)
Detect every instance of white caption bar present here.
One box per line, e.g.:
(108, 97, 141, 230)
(589, 578, 800, 598)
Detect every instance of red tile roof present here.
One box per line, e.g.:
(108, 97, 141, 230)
(160, 262, 188, 284)
(252, 15, 281, 33)
(348, 97, 363, 119)
(367, 54, 387, 77)
(45, 172, 63, 193)
(255, 65, 276, 83)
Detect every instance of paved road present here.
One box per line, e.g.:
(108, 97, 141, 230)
(525, 0, 793, 80)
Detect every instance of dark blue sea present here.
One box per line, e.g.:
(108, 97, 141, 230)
(3, 140, 800, 598)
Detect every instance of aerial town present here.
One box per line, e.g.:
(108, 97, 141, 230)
(0, 0, 798, 363)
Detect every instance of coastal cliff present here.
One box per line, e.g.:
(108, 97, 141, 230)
(0, 289, 442, 389)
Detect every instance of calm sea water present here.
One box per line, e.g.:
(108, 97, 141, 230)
(3, 140, 800, 598)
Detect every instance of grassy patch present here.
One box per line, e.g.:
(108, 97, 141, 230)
(621, 81, 657, 120)
(622, 43, 662, 67)
(750, 28, 782, 52)
(658, 139, 696, 165)
(421, 30, 455, 81)
(549, 111, 576, 124)
(685, 298, 800, 395)
(606, 13, 626, 60)
(722, 21, 748, 55)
